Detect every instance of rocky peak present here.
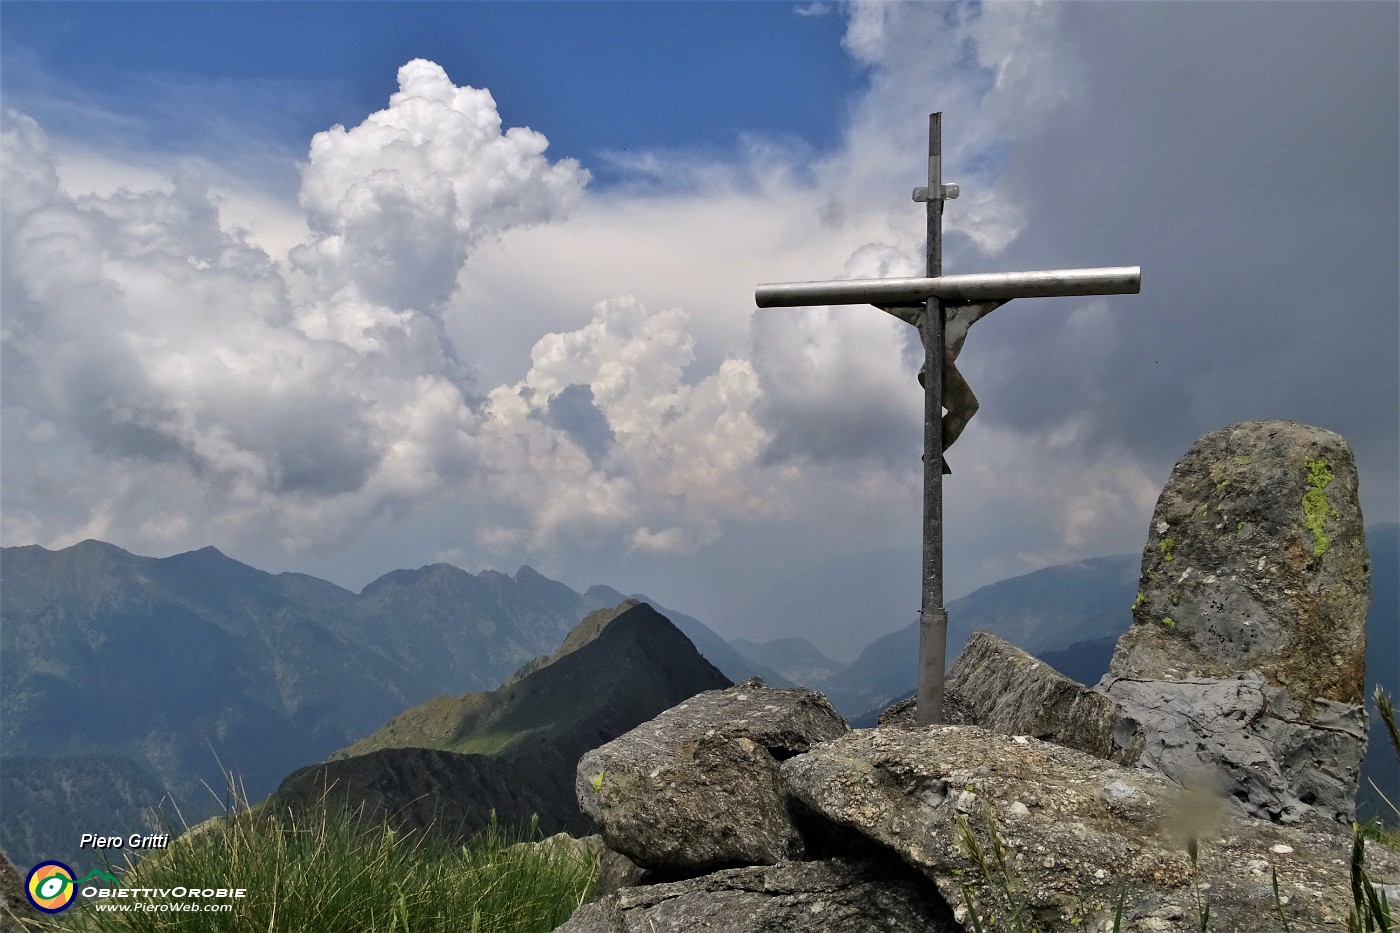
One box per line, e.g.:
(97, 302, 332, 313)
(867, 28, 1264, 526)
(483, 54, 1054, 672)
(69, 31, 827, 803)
(502, 599, 641, 687)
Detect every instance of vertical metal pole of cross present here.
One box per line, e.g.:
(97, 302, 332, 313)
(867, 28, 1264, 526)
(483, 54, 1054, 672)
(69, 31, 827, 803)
(916, 112, 952, 726)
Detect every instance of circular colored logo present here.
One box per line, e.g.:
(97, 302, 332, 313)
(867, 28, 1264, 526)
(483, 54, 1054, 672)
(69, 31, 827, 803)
(26, 861, 77, 913)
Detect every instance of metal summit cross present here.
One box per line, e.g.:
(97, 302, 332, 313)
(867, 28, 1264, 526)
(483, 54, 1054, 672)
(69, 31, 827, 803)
(754, 113, 1141, 726)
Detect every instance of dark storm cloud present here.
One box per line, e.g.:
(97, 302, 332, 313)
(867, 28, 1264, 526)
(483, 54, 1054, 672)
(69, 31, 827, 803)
(969, 3, 1397, 505)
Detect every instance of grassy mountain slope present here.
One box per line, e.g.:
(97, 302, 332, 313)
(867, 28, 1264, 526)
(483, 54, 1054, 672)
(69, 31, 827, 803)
(270, 602, 732, 838)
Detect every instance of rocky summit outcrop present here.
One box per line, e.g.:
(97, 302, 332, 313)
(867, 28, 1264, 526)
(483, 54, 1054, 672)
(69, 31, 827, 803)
(1101, 420, 1371, 823)
(554, 421, 1390, 933)
(943, 631, 1143, 765)
(561, 682, 1398, 933)
(783, 726, 1398, 931)
(933, 423, 1371, 824)
(944, 629, 1367, 824)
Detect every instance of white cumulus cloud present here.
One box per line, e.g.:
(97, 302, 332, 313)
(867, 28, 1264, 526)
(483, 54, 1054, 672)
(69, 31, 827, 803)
(292, 59, 588, 313)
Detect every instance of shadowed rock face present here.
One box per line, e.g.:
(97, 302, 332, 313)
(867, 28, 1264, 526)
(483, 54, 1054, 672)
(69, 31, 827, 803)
(1108, 420, 1370, 707)
(556, 856, 960, 933)
(268, 742, 592, 839)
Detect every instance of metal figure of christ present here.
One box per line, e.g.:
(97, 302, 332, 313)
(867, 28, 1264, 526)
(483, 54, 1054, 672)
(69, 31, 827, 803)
(881, 299, 1005, 474)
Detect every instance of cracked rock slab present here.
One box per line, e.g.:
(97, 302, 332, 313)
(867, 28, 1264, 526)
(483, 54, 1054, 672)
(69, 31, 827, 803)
(780, 725, 1386, 932)
(1101, 672, 1367, 824)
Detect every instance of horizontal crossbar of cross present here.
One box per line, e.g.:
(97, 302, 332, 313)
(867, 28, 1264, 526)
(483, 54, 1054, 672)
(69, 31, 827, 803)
(755, 266, 1141, 309)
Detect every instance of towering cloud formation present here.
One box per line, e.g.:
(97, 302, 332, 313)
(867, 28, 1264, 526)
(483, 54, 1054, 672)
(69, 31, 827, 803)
(751, 243, 922, 467)
(293, 60, 587, 314)
(1, 61, 773, 560)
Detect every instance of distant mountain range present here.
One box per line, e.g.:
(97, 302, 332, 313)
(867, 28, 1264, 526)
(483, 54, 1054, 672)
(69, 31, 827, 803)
(0, 541, 763, 869)
(808, 554, 1142, 718)
(2, 524, 1393, 869)
(728, 637, 841, 688)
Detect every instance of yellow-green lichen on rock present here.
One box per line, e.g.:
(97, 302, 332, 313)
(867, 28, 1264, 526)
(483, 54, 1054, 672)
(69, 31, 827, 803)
(1302, 458, 1340, 557)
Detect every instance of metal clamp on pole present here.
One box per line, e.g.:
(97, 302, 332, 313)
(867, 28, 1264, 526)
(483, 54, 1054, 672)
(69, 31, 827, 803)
(913, 183, 959, 202)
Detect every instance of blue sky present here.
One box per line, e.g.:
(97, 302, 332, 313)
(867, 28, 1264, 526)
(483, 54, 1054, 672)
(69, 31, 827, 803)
(3, 2, 857, 188)
(3, 2, 1396, 661)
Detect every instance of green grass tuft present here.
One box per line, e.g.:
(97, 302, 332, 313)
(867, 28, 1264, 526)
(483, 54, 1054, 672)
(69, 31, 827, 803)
(21, 780, 596, 933)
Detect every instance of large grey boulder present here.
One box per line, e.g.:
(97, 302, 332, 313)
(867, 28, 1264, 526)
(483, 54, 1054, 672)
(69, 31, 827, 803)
(1108, 420, 1369, 707)
(1097, 420, 1372, 823)
(781, 725, 1398, 932)
(945, 631, 1143, 764)
(576, 679, 849, 872)
(554, 857, 960, 933)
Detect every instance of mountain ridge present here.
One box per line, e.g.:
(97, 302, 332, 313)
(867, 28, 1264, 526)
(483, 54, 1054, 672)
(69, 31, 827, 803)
(0, 540, 764, 869)
(270, 601, 733, 838)
(332, 600, 731, 761)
